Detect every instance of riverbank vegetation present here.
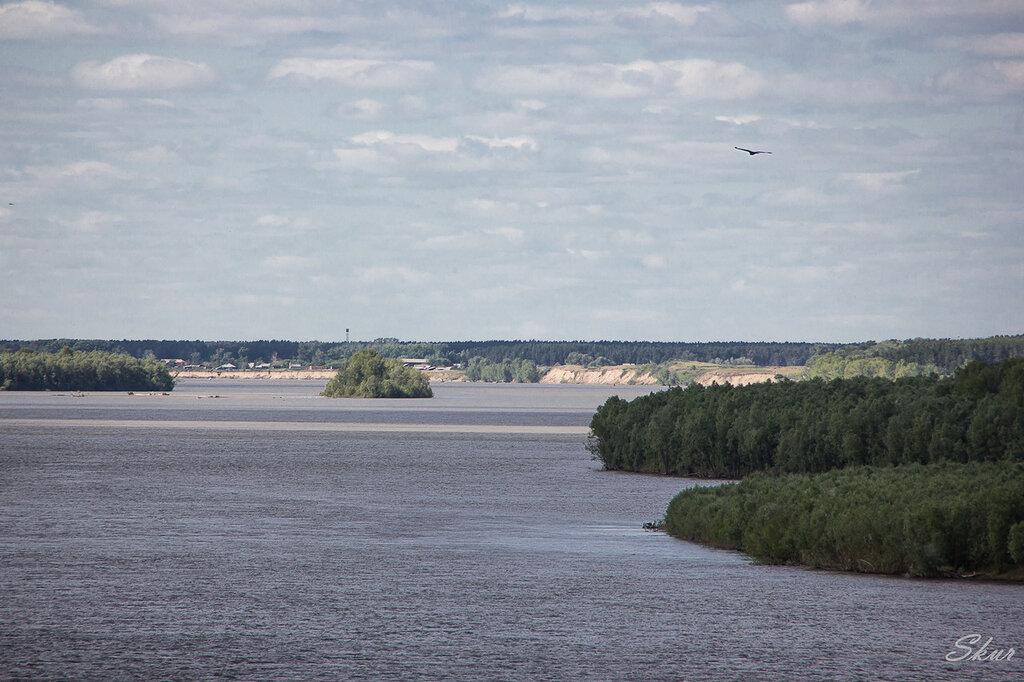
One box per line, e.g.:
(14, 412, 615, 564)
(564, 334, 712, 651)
(664, 462, 1024, 579)
(0, 348, 175, 392)
(321, 350, 432, 398)
(595, 358, 1024, 579)
(589, 359, 1024, 478)
(3, 335, 1021, 379)
(464, 357, 540, 383)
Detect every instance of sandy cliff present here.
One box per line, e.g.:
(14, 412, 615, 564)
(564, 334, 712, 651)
(539, 365, 661, 385)
(693, 370, 783, 387)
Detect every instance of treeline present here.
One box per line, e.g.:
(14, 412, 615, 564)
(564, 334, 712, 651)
(464, 357, 540, 383)
(321, 350, 432, 398)
(589, 359, 1024, 478)
(4, 335, 1021, 372)
(0, 349, 175, 392)
(804, 335, 1024, 378)
(664, 462, 1024, 578)
(0, 338, 843, 368)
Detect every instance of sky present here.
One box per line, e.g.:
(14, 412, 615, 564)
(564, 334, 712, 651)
(1, 0, 1022, 343)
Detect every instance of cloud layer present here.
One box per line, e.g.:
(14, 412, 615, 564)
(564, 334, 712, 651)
(1, 0, 1021, 342)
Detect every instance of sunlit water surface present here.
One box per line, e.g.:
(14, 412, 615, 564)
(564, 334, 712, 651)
(1, 381, 1021, 680)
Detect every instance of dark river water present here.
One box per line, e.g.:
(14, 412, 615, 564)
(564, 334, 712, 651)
(2, 381, 1021, 680)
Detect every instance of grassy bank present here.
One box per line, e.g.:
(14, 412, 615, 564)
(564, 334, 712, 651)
(664, 462, 1024, 579)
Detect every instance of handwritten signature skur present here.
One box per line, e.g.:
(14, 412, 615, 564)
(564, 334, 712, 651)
(946, 634, 1016, 663)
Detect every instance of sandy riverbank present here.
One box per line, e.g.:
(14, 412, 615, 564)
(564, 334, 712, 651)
(174, 365, 799, 386)
(173, 370, 337, 381)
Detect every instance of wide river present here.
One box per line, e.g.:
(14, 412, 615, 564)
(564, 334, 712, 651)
(1, 380, 1021, 680)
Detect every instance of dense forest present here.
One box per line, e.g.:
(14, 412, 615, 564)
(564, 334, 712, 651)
(0, 338, 841, 368)
(589, 359, 1024, 478)
(321, 350, 432, 398)
(3, 335, 1021, 371)
(664, 462, 1024, 578)
(0, 348, 175, 392)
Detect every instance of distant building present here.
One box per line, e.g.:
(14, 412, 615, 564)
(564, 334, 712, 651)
(216, 363, 237, 370)
(401, 358, 432, 370)
(162, 358, 186, 367)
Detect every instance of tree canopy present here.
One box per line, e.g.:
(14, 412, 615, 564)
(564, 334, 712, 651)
(321, 350, 432, 398)
(0, 348, 175, 392)
(589, 358, 1024, 478)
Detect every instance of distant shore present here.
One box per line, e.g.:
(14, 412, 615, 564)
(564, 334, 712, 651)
(173, 364, 800, 386)
(173, 369, 336, 381)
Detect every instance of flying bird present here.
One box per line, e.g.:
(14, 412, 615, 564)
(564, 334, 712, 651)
(735, 147, 772, 155)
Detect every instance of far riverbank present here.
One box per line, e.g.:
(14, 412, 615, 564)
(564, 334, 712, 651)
(174, 363, 802, 386)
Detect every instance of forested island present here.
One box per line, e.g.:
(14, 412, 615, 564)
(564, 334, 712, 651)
(321, 350, 432, 398)
(591, 358, 1024, 579)
(0, 348, 175, 392)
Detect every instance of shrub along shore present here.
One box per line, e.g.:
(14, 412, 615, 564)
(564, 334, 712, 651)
(589, 359, 1024, 579)
(665, 463, 1024, 579)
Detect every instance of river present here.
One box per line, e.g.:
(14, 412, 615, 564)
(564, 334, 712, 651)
(1, 381, 1021, 680)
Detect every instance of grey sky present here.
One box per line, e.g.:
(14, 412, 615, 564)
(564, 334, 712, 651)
(1, 0, 1022, 342)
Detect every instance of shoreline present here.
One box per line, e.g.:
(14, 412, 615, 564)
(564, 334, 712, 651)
(174, 364, 799, 386)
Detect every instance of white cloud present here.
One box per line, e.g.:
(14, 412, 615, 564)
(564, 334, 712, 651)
(498, 3, 714, 28)
(938, 33, 1024, 58)
(262, 255, 313, 271)
(62, 211, 123, 233)
(842, 170, 919, 192)
(716, 114, 762, 125)
(350, 131, 459, 153)
(331, 147, 383, 170)
(465, 135, 538, 151)
(784, 0, 1023, 27)
(153, 12, 322, 42)
(341, 98, 384, 119)
(71, 54, 215, 91)
(497, 4, 593, 22)
(937, 60, 1024, 98)
(641, 254, 667, 269)
(479, 59, 764, 100)
(0, 1, 100, 39)
(466, 198, 521, 213)
(257, 214, 290, 227)
(124, 145, 179, 165)
(749, 263, 856, 284)
(483, 226, 524, 242)
(27, 160, 127, 181)
(267, 58, 436, 88)
(626, 3, 710, 26)
(358, 265, 431, 284)
(517, 99, 547, 111)
(770, 186, 832, 207)
(643, 104, 675, 115)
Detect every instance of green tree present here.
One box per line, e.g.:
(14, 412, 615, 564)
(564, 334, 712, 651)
(322, 350, 432, 398)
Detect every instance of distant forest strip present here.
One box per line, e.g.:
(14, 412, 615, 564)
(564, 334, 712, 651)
(3, 335, 1023, 371)
(589, 359, 1024, 479)
(664, 462, 1024, 579)
(0, 349, 175, 392)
